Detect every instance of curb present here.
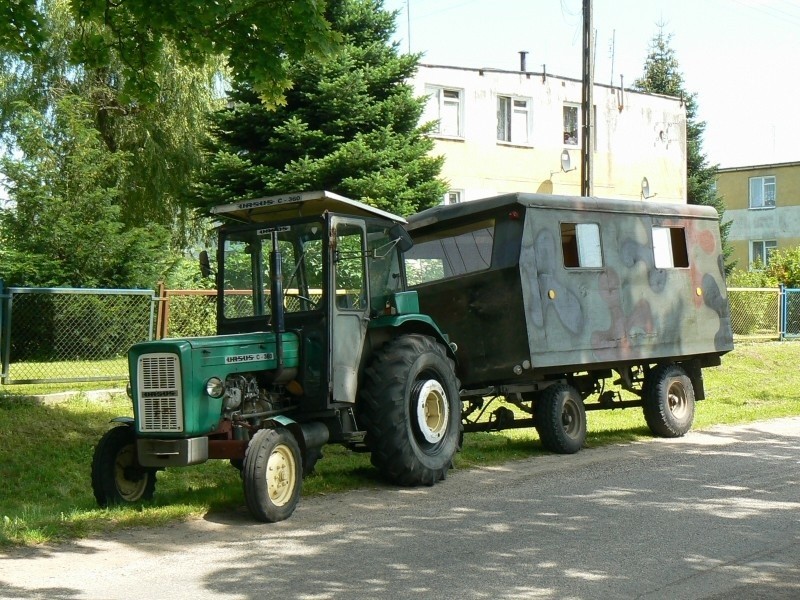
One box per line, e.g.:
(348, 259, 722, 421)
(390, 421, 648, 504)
(17, 389, 126, 405)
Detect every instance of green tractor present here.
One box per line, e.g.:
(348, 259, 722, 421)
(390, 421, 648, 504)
(92, 191, 461, 522)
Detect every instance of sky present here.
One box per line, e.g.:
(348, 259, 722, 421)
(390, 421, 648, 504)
(385, 0, 800, 168)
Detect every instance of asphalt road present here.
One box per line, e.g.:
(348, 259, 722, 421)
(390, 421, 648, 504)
(2, 417, 799, 600)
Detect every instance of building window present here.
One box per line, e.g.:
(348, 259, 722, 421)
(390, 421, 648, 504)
(444, 190, 462, 205)
(561, 223, 602, 268)
(750, 240, 777, 267)
(497, 96, 531, 144)
(424, 86, 463, 137)
(652, 226, 689, 269)
(749, 176, 776, 209)
(563, 104, 580, 146)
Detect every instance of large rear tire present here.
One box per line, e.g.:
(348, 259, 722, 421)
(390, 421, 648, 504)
(535, 383, 587, 454)
(91, 425, 156, 507)
(643, 364, 695, 437)
(242, 428, 302, 522)
(359, 334, 461, 486)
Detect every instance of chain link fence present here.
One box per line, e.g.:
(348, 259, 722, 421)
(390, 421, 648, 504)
(726, 287, 781, 341)
(0, 286, 157, 384)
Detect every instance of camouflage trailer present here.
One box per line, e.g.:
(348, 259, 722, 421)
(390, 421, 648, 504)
(405, 192, 733, 452)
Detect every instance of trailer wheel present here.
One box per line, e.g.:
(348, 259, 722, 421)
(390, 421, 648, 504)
(643, 364, 695, 437)
(242, 428, 302, 522)
(360, 334, 461, 486)
(91, 425, 156, 507)
(535, 383, 586, 454)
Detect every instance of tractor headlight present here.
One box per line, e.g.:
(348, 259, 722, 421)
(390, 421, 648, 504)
(206, 376, 225, 398)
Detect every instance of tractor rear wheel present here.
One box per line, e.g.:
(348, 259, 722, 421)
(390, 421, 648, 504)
(359, 334, 461, 486)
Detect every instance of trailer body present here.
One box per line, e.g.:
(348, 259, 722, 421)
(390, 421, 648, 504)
(405, 193, 733, 393)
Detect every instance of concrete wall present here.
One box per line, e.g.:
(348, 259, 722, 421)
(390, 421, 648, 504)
(413, 64, 687, 204)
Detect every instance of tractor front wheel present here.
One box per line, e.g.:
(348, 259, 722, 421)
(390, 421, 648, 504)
(242, 428, 303, 522)
(91, 425, 156, 507)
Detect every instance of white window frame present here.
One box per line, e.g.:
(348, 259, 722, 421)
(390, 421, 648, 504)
(444, 190, 463, 205)
(424, 85, 463, 138)
(563, 103, 580, 147)
(750, 240, 777, 268)
(497, 95, 532, 145)
(749, 176, 776, 209)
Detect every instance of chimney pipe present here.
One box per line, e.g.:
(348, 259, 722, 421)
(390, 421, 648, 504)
(519, 51, 528, 72)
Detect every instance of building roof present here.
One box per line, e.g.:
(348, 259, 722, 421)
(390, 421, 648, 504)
(718, 160, 800, 173)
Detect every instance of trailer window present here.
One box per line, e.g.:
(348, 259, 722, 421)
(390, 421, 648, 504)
(652, 226, 689, 268)
(405, 220, 495, 285)
(561, 223, 602, 268)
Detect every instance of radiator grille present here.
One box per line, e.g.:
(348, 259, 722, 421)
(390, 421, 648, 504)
(137, 353, 183, 432)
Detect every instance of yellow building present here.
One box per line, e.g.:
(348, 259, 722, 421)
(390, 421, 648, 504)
(717, 161, 800, 269)
(412, 64, 687, 204)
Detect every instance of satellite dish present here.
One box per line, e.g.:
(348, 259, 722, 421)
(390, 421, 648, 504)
(561, 150, 572, 172)
(641, 177, 651, 199)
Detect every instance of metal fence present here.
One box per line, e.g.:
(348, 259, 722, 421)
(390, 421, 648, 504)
(781, 288, 800, 339)
(727, 287, 782, 341)
(0, 282, 795, 386)
(0, 282, 156, 384)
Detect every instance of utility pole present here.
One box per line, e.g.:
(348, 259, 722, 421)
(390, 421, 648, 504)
(581, 0, 594, 197)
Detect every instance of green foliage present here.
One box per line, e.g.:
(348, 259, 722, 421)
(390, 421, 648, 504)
(0, 94, 170, 288)
(726, 267, 777, 288)
(1, 0, 222, 268)
(633, 25, 735, 273)
(193, 0, 447, 217)
(1, 0, 338, 106)
(764, 246, 800, 288)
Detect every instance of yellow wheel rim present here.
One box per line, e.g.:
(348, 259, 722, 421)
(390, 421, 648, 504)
(267, 443, 297, 507)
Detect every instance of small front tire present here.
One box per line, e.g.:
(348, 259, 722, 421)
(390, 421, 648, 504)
(91, 425, 156, 507)
(242, 428, 302, 522)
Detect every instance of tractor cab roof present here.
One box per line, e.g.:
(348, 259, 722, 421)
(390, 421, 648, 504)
(211, 190, 407, 225)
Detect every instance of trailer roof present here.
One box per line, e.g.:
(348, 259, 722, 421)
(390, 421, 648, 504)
(211, 190, 407, 224)
(406, 193, 719, 231)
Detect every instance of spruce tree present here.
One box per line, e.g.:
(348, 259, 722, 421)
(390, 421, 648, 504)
(193, 0, 446, 217)
(633, 25, 734, 271)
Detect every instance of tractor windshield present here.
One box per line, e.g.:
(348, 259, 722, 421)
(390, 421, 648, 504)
(220, 220, 325, 320)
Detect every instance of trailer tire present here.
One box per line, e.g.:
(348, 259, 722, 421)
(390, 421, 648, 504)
(91, 425, 156, 507)
(242, 428, 302, 522)
(643, 364, 695, 437)
(535, 383, 586, 454)
(360, 334, 461, 486)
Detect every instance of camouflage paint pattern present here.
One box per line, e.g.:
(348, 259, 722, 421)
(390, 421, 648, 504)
(406, 193, 733, 387)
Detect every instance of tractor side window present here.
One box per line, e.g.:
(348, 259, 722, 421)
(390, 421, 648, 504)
(222, 237, 260, 319)
(334, 223, 366, 311)
(367, 224, 403, 310)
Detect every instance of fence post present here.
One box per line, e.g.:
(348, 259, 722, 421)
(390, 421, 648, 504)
(0, 278, 5, 384)
(780, 284, 786, 340)
(155, 282, 167, 340)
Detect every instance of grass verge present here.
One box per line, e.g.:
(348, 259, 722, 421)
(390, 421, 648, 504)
(2, 341, 799, 547)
